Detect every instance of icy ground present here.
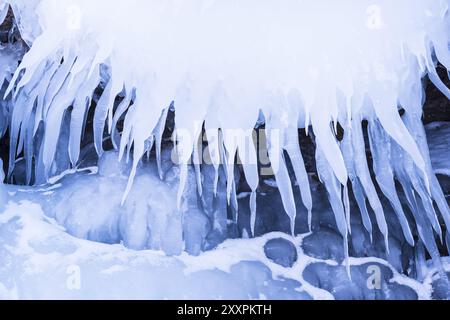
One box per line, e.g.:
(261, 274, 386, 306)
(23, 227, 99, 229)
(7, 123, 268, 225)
(0, 123, 448, 300)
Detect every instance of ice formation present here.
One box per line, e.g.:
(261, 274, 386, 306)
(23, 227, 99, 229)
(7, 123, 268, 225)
(0, 0, 450, 298)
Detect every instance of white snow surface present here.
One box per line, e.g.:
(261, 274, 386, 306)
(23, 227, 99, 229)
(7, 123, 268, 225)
(0, 198, 445, 300)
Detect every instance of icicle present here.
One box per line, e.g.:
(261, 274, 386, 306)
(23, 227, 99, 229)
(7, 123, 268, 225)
(7, 59, 49, 179)
(230, 177, 239, 219)
(4, 31, 58, 99)
(24, 108, 36, 185)
(7, 93, 32, 179)
(219, 139, 239, 220)
(343, 185, 352, 235)
(223, 142, 237, 206)
(118, 102, 136, 163)
(42, 67, 85, 176)
(351, 118, 389, 253)
(93, 77, 123, 157)
(414, 241, 427, 281)
(111, 89, 132, 150)
(403, 112, 450, 234)
(68, 66, 100, 166)
(392, 141, 443, 239)
(353, 179, 374, 241)
(155, 107, 169, 180)
(174, 162, 187, 211)
(120, 86, 165, 204)
(340, 126, 373, 238)
(205, 127, 221, 197)
(368, 121, 414, 245)
(33, 125, 46, 185)
(315, 145, 350, 277)
(236, 132, 259, 236)
(41, 53, 77, 118)
(428, 64, 450, 101)
(284, 129, 313, 231)
(430, 174, 450, 231)
(175, 125, 195, 209)
(13, 61, 47, 153)
(370, 92, 428, 192)
(121, 138, 144, 205)
(193, 130, 203, 197)
(250, 191, 257, 236)
(143, 136, 154, 157)
(266, 127, 296, 235)
(33, 56, 62, 136)
(391, 144, 446, 285)
(413, 198, 450, 293)
(311, 107, 348, 186)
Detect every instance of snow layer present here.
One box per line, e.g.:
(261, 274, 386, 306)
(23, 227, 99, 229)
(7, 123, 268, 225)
(1, 199, 446, 300)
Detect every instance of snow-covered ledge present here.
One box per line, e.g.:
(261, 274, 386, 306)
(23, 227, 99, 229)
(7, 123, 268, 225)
(0, 0, 449, 300)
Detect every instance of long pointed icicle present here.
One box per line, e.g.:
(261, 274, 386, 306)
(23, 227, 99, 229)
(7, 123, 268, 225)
(367, 119, 414, 246)
(391, 140, 443, 240)
(284, 129, 313, 231)
(351, 117, 389, 253)
(93, 77, 123, 157)
(403, 112, 450, 234)
(316, 145, 350, 277)
(111, 89, 133, 150)
(371, 91, 429, 192)
(155, 107, 169, 180)
(193, 130, 203, 197)
(341, 125, 373, 238)
(236, 130, 259, 236)
(204, 127, 221, 197)
(266, 125, 297, 235)
(69, 66, 100, 166)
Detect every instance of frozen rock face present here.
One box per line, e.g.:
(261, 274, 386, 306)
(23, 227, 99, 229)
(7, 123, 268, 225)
(302, 228, 345, 263)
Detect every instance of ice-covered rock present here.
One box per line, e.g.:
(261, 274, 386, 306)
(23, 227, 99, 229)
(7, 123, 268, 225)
(302, 227, 345, 263)
(303, 262, 419, 300)
(264, 238, 297, 268)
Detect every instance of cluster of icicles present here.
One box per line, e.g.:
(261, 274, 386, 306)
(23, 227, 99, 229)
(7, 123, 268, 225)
(1, 0, 450, 277)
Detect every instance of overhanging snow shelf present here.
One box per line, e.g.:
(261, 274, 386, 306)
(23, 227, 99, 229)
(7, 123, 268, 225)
(0, 0, 449, 300)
